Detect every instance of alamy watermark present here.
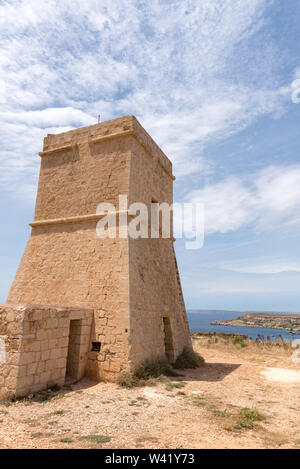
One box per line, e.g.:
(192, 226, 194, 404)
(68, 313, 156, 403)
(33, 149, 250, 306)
(96, 195, 204, 250)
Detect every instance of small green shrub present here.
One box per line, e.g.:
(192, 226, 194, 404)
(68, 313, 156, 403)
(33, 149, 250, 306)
(128, 400, 138, 406)
(82, 434, 111, 444)
(192, 400, 206, 407)
(238, 407, 265, 428)
(136, 357, 179, 379)
(35, 392, 51, 402)
(143, 375, 169, 386)
(233, 336, 247, 348)
(117, 357, 179, 388)
(165, 382, 186, 392)
(117, 372, 140, 389)
(173, 347, 205, 369)
(212, 409, 227, 417)
(0, 393, 16, 407)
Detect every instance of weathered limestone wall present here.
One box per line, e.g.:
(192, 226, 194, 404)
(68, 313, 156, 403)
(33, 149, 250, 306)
(0, 305, 92, 398)
(7, 223, 131, 380)
(7, 117, 133, 381)
(129, 238, 191, 369)
(128, 135, 192, 369)
(6, 115, 192, 382)
(0, 306, 22, 398)
(35, 129, 131, 221)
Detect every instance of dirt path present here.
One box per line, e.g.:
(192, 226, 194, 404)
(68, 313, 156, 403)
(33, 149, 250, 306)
(0, 340, 299, 449)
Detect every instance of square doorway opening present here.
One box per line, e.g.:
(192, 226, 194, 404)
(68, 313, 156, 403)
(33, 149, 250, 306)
(65, 319, 82, 384)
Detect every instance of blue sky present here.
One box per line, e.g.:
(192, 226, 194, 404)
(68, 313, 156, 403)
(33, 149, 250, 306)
(0, 1, 300, 311)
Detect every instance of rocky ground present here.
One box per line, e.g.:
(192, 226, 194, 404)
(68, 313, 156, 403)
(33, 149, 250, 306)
(0, 337, 299, 449)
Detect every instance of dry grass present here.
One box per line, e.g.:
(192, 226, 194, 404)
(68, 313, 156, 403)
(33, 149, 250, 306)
(118, 350, 204, 389)
(173, 347, 205, 369)
(0, 337, 298, 449)
(222, 407, 265, 432)
(192, 333, 293, 353)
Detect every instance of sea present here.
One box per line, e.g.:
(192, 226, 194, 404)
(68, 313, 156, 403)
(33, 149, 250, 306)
(187, 310, 300, 342)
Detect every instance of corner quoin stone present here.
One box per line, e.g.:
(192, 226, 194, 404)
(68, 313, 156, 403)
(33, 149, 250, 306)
(2, 115, 192, 396)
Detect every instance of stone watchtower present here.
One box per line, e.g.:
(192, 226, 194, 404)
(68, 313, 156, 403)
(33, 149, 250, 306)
(2, 116, 191, 395)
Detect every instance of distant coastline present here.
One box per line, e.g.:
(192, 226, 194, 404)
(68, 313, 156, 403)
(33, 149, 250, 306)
(187, 310, 300, 342)
(212, 312, 300, 333)
(188, 309, 300, 315)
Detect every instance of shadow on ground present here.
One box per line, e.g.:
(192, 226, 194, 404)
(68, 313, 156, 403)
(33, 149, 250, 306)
(12, 365, 241, 404)
(19, 378, 99, 403)
(175, 363, 241, 382)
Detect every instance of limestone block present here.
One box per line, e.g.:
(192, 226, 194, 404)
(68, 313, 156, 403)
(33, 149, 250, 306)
(19, 352, 36, 365)
(26, 362, 38, 376)
(41, 350, 51, 361)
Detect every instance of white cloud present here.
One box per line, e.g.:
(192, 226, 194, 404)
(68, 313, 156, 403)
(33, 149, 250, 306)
(255, 165, 300, 220)
(0, 0, 293, 197)
(182, 269, 299, 295)
(188, 178, 253, 233)
(229, 264, 300, 274)
(186, 165, 300, 234)
(0, 107, 94, 128)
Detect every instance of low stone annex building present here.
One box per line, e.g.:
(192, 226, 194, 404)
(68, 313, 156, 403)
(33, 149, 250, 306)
(0, 115, 192, 397)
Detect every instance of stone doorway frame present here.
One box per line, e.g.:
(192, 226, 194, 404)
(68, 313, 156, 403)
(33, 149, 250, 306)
(162, 316, 175, 363)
